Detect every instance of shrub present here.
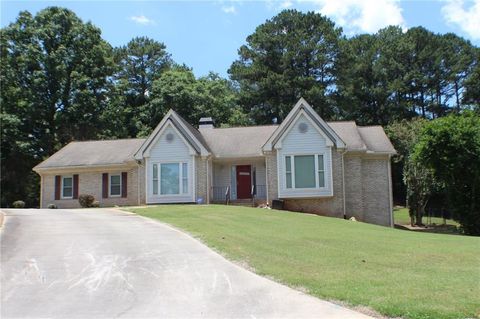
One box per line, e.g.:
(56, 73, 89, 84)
(78, 194, 95, 208)
(47, 203, 57, 209)
(12, 200, 25, 208)
(92, 201, 100, 208)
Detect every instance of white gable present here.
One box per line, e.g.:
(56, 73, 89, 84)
(148, 124, 193, 160)
(276, 112, 333, 151)
(263, 98, 345, 152)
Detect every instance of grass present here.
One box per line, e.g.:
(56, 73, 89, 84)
(128, 205, 480, 319)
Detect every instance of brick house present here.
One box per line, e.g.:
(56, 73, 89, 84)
(33, 98, 396, 226)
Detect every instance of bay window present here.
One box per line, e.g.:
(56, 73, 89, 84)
(152, 162, 189, 195)
(285, 154, 325, 189)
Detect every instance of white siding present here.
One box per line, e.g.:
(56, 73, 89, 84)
(277, 114, 333, 198)
(146, 124, 196, 203)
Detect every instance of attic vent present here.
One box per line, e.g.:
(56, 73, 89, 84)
(166, 133, 174, 143)
(298, 122, 308, 133)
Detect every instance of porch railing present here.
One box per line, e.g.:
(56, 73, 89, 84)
(212, 186, 230, 203)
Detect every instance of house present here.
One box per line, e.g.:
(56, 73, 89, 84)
(33, 98, 396, 226)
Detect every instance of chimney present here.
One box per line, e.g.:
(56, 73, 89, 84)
(199, 117, 214, 129)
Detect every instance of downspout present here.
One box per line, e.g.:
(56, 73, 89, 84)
(206, 156, 210, 204)
(387, 154, 394, 227)
(265, 153, 269, 204)
(136, 160, 142, 206)
(341, 149, 348, 219)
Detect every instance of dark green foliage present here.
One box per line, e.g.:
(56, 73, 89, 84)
(229, 10, 342, 124)
(12, 200, 25, 208)
(413, 112, 480, 235)
(1, 7, 115, 207)
(112, 37, 173, 137)
(78, 194, 95, 208)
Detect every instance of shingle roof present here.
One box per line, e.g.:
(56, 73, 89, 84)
(34, 139, 145, 170)
(34, 119, 395, 170)
(357, 126, 396, 153)
(199, 125, 279, 158)
(327, 121, 367, 151)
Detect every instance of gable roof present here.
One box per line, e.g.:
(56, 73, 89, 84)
(134, 109, 210, 159)
(33, 139, 145, 171)
(263, 98, 346, 151)
(199, 125, 278, 158)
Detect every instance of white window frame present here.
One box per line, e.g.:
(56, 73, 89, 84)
(109, 174, 122, 197)
(284, 153, 326, 190)
(61, 175, 73, 199)
(152, 161, 189, 197)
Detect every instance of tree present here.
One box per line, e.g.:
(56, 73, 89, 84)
(386, 119, 437, 225)
(113, 37, 173, 137)
(413, 112, 480, 235)
(229, 10, 342, 124)
(1, 7, 114, 207)
(146, 68, 249, 135)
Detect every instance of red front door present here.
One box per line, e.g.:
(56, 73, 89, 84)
(236, 165, 252, 199)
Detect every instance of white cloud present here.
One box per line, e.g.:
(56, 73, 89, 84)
(222, 5, 237, 14)
(129, 15, 156, 26)
(307, 0, 406, 34)
(442, 0, 480, 40)
(280, 0, 294, 9)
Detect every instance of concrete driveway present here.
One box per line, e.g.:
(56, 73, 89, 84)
(1, 208, 372, 319)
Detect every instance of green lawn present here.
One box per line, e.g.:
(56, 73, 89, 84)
(128, 205, 480, 319)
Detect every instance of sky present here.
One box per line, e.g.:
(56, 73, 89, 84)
(1, 0, 479, 77)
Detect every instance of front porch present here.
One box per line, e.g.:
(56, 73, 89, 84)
(210, 157, 267, 204)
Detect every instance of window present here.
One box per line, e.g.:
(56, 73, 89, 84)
(285, 157, 292, 188)
(153, 162, 188, 195)
(153, 164, 158, 195)
(182, 163, 188, 194)
(161, 163, 179, 195)
(285, 154, 326, 189)
(62, 176, 73, 198)
(317, 155, 325, 187)
(110, 174, 121, 196)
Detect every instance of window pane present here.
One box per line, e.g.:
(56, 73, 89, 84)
(294, 155, 315, 188)
(318, 171, 325, 187)
(182, 163, 188, 194)
(161, 163, 179, 195)
(111, 175, 120, 185)
(111, 185, 121, 195)
(285, 157, 292, 188)
(153, 164, 158, 195)
(318, 155, 324, 170)
(63, 187, 72, 197)
(63, 177, 72, 187)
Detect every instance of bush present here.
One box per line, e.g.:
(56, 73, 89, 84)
(78, 194, 95, 208)
(12, 200, 25, 208)
(47, 203, 57, 209)
(92, 200, 100, 208)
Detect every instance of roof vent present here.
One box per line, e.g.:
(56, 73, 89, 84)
(199, 117, 214, 129)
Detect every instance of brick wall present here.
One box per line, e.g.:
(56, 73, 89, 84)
(266, 149, 392, 227)
(195, 156, 208, 203)
(265, 150, 278, 203)
(282, 149, 344, 218)
(40, 165, 141, 208)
